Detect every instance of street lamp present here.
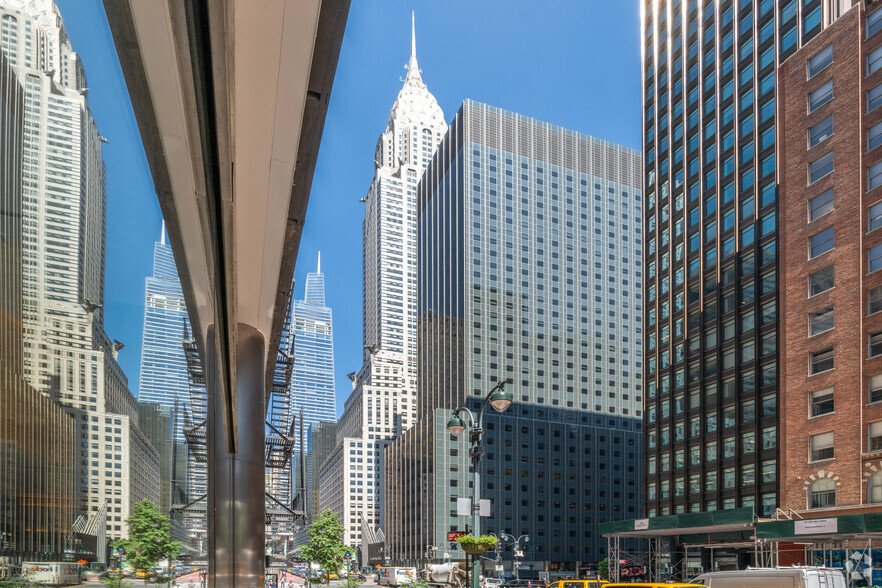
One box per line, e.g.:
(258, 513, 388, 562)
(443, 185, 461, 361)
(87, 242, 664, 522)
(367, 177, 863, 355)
(446, 378, 514, 588)
(499, 533, 529, 580)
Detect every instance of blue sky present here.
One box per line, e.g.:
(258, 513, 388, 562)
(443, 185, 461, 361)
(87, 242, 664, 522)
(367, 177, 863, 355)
(55, 0, 642, 416)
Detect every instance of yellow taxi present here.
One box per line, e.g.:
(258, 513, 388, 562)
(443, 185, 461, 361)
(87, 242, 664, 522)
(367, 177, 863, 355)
(134, 569, 150, 578)
(548, 581, 607, 588)
(602, 584, 708, 587)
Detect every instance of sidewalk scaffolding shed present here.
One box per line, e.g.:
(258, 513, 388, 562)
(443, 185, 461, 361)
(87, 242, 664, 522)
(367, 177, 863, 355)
(600, 507, 757, 583)
(755, 512, 882, 587)
(600, 509, 882, 586)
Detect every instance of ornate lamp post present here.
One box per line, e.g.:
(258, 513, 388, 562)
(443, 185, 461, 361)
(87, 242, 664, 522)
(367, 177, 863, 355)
(446, 378, 514, 588)
(499, 533, 529, 580)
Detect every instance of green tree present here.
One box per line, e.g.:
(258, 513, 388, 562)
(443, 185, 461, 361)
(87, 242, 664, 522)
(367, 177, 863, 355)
(597, 558, 609, 581)
(112, 500, 181, 572)
(300, 510, 348, 585)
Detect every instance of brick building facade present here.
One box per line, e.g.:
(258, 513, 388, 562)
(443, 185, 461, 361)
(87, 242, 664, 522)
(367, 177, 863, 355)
(779, 0, 882, 515)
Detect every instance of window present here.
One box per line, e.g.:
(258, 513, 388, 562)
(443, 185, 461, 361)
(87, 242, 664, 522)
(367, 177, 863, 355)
(810, 348, 834, 374)
(809, 226, 834, 258)
(808, 116, 834, 148)
(870, 374, 882, 404)
(869, 83, 882, 112)
(809, 266, 834, 296)
(810, 432, 834, 462)
(809, 189, 834, 221)
(870, 332, 882, 357)
(870, 421, 882, 451)
(871, 123, 882, 152)
(807, 45, 833, 78)
(872, 162, 882, 191)
(809, 477, 836, 508)
(870, 202, 882, 234)
(870, 9, 882, 38)
(809, 152, 834, 183)
(871, 287, 882, 315)
(808, 80, 833, 112)
(872, 244, 882, 273)
(871, 471, 882, 503)
(809, 307, 834, 335)
(870, 46, 882, 76)
(810, 388, 834, 417)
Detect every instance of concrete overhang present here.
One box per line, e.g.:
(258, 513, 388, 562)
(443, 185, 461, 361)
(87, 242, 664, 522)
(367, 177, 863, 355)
(102, 0, 350, 451)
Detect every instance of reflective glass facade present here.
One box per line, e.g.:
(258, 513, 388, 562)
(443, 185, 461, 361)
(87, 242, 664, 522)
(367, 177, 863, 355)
(290, 261, 337, 452)
(641, 0, 847, 519)
(138, 237, 190, 445)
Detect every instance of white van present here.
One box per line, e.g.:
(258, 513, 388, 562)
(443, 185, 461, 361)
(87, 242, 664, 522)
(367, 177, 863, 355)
(693, 567, 846, 588)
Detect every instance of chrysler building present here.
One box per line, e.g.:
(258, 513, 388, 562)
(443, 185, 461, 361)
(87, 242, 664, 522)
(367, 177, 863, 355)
(318, 14, 446, 549)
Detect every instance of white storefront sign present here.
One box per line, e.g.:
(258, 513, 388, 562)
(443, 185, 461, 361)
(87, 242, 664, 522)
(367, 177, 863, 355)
(794, 518, 838, 535)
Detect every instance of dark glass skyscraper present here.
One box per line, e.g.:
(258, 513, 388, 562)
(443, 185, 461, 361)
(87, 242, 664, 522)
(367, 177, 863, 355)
(640, 0, 852, 522)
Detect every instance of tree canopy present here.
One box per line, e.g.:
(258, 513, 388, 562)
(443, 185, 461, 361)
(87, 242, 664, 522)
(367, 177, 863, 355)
(299, 510, 349, 584)
(113, 499, 181, 571)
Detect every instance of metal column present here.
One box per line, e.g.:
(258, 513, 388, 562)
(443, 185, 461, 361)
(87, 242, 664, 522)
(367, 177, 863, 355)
(207, 325, 267, 587)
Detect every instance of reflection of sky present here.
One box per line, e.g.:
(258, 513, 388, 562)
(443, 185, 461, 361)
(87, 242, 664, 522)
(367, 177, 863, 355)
(54, 0, 642, 411)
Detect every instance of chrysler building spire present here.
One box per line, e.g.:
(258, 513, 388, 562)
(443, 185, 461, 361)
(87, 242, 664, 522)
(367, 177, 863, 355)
(406, 11, 421, 83)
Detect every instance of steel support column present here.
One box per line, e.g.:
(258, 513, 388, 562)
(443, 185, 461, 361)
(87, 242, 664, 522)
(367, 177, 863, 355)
(207, 325, 267, 587)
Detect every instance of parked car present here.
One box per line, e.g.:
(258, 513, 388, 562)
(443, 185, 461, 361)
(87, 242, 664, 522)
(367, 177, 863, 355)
(501, 580, 547, 588)
(602, 584, 707, 588)
(546, 581, 605, 588)
(482, 578, 504, 588)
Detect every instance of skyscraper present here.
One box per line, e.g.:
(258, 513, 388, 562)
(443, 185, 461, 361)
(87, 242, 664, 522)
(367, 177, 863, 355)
(138, 227, 190, 438)
(290, 254, 337, 450)
(605, 0, 860, 578)
(137, 227, 197, 525)
(320, 15, 446, 549)
(386, 100, 644, 569)
(0, 47, 76, 563)
(0, 0, 159, 544)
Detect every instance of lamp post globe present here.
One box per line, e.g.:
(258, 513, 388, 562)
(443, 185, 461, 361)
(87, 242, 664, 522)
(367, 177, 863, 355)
(446, 414, 466, 436)
(487, 389, 513, 413)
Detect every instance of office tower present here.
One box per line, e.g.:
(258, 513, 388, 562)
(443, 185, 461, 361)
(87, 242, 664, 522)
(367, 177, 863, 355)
(320, 15, 446, 550)
(138, 228, 190, 439)
(640, 0, 858, 522)
(291, 421, 336, 549)
(0, 0, 159, 543)
(290, 254, 337, 448)
(777, 2, 882, 515)
(137, 228, 195, 524)
(308, 421, 337, 523)
(0, 47, 76, 562)
(386, 100, 644, 570)
(136, 403, 174, 514)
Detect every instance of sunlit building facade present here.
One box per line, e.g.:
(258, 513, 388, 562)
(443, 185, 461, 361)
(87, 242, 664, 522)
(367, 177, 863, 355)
(138, 233, 190, 443)
(387, 100, 644, 570)
(0, 0, 158, 543)
(290, 256, 337, 451)
(321, 17, 446, 552)
(0, 47, 76, 563)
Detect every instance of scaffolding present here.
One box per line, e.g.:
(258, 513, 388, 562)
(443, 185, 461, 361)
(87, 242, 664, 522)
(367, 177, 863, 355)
(603, 510, 882, 586)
